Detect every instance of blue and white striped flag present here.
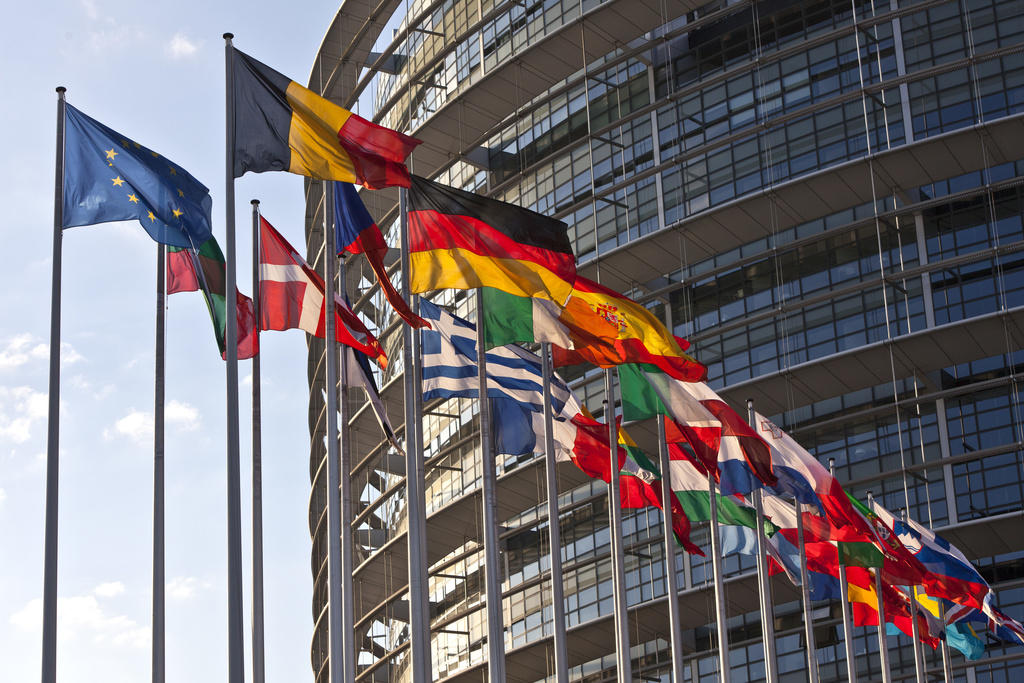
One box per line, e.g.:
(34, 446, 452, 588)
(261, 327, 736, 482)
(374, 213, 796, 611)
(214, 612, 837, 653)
(419, 298, 576, 416)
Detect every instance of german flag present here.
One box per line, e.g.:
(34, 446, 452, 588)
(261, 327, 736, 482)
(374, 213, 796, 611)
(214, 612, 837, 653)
(408, 176, 576, 302)
(230, 48, 420, 189)
(552, 276, 706, 382)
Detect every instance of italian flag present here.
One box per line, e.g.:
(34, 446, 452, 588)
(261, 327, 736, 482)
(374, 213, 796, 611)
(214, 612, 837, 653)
(167, 237, 258, 359)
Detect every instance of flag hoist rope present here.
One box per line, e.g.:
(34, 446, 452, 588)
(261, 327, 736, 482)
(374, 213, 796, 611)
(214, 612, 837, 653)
(222, 34, 246, 683)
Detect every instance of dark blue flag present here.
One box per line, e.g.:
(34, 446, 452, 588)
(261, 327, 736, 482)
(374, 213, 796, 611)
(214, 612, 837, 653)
(62, 104, 212, 248)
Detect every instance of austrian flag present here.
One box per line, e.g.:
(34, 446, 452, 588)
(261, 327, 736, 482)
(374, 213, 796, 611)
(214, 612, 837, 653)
(258, 216, 386, 366)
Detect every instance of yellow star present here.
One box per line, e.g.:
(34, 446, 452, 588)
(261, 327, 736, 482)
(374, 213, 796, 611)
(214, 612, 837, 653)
(147, 210, 156, 222)
(168, 167, 177, 175)
(111, 176, 125, 187)
(128, 193, 139, 203)
(121, 139, 130, 147)
(151, 151, 159, 158)
(105, 148, 118, 161)
(172, 208, 183, 218)
(176, 189, 184, 197)
(133, 142, 141, 149)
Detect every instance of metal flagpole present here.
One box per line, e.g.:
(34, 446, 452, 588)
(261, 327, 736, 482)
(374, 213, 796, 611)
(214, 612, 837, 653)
(153, 244, 166, 683)
(747, 400, 778, 683)
(41, 84, 66, 683)
(795, 502, 820, 683)
(400, 188, 431, 681)
(321, 181, 346, 683)
(940, 639, 953, 682)
(830, 459, 858, 683)
(604, 369, 632, 679)
(476, 289, 506, 681)
(250, 200, 266, 683)
(541, 343, 568, 683)
(866, 492, 892, 683)
(657, 416, 684, 683)
(332, 186, 357, 682)
(902, 510, 925, 683)
(708, 471, 731, 683)
(222, 34, 246, 683)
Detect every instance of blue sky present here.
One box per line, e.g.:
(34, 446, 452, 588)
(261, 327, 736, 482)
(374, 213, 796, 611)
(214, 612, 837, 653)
(0, 2, 346, 681)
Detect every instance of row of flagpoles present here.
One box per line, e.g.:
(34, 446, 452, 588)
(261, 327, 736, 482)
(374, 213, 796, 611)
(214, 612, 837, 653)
(44, 32, 1024, 683)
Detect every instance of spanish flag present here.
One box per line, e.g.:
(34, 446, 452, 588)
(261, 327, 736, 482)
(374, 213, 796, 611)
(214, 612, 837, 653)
(553, 276, 706, 382)
(230, 48, 420, 189)
(408, 175, 577, 302)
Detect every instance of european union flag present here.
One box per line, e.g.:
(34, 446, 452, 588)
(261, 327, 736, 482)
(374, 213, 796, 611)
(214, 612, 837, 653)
(62, 104, 212, 248)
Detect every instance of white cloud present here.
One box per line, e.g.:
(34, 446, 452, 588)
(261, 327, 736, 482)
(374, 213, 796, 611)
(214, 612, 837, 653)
(0, 335, 81, 370)
(10, 591, 148, 650)
(166, 33, 199, 59)
(93, 581, 125, 598)
(0, 386, 49, 443)
(106, 400, 199, 443)
(166, 576, 206, 601)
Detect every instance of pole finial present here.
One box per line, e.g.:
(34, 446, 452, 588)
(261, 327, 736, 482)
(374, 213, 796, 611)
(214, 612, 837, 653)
(223, 32, 234, 41)
(251, 199, 260, 206)
(55, 86, 66, 94)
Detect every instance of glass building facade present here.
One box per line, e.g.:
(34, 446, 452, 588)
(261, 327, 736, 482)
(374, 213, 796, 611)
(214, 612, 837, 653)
(303, 0, 1024, 680)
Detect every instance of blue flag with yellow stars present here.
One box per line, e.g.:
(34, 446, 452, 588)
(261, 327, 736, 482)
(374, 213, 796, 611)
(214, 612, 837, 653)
(62, 104, 212, 248)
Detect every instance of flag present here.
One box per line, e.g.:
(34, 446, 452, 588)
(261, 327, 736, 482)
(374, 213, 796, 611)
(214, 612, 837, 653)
(62, 104, 212, 248)
(845, 493, 929, 586)
(417, 300, 572, 411)
(167, 237, 258, 359)
(408, 176, 577, 303)
(551, 276, 705, 382)
(871, 501, 989, 611)
(846, 565, 937, 646)
(618, 364, 777, 491)
(258, 215, 387, 366)
(344, 346, 399, 450)
(480, 287, 619, 352)
(333, 182, 429, 329)
(230, 48, 420, 189)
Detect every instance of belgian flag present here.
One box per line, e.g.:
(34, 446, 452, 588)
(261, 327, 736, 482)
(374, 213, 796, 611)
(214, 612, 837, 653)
(230, 48, 420, 189)
(407, 176, 577, 302)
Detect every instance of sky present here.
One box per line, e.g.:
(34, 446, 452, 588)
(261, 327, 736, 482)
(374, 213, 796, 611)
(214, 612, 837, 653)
(0, 2, 348, 681)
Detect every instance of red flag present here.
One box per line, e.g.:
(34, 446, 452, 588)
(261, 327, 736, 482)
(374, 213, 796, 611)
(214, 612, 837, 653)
(258, 216, 386, 367)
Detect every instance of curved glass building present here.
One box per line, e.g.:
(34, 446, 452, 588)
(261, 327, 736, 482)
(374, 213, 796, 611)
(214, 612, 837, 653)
(303, 0, 1024, 680)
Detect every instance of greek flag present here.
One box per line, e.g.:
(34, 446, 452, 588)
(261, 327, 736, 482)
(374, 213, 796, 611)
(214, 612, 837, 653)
(419, 300, 574, 414)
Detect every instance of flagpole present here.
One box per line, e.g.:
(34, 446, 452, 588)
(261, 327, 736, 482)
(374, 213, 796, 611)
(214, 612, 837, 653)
(476, 289, 506, 681)
(153, 243, 166, 683)
(222, 34, 246, 683)
(940, 639, 953, 682)
(604, 369, 631, 679)
(795, 501, 820, 683)
(746, 400, 778, 683)
(657, 416, 684, 683)
(250, 199, 266, 683)
(540, 343, 568, 683)
(902, 511, 925, 683)
(400, 187, 431, 682)
(41, 85, 66, 683)
(830, 459, 858, 683)
(708, 470, 731, 683)
(867, 492, 892, 683)
(332, 184, 357, 683)
(321, 180, 346, 683)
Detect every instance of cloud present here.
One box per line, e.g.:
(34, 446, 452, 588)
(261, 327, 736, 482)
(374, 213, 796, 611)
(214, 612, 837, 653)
(0, 386, 49, 443)
(10, 590, 148, 650)
(0, 335, 81, 370)
(166, 576, 207, 601)
(93, 581, 125, 598)
(106, 400, 200, 443)
(166, 33, 199, 59)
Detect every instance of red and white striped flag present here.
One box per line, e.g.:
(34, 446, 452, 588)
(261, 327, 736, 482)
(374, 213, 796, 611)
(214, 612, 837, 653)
(258, 215, 387, 367)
